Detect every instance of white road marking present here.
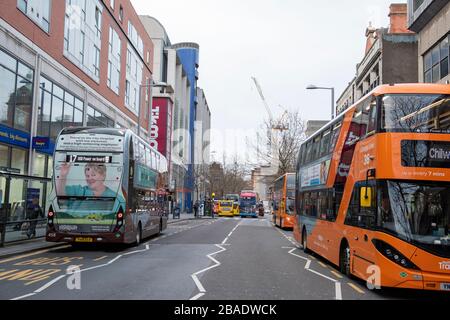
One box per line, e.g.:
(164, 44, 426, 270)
(34, 275, 66, 293)
(221, 220, 242, 245)
(10, 243, 153, 300)
(10, 293, 37, 300)
(190, 244, 227, 299)
(190, 292, 205, 301)
(287, 247, 342, 300)
(335, 282, 343, 300)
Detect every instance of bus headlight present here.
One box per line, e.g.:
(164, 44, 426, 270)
(372, 239, 420, 270)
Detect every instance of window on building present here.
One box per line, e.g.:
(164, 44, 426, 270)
(424, 34, 450, 83)
(17, 0, 51, 33)
(0, 49, 34, 132)
(94, 46, 100, 77)
(87, 105, 114, 128)
(125, 80, 130, 105)
(128, 21, 144, 58)
(38, 76, 84, 140)
(107, 27, 121, 94)
(125, 43, 143, 113)
(413, 0, 425, 12)
(64, 0, 103, 82)
(119, 5, 123, 22)
(95, 6, 102, 37)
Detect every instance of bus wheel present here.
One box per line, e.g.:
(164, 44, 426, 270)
(302, 229, 310, 253)
(134, 223, 142, 246)
(340, 243, 351, 277)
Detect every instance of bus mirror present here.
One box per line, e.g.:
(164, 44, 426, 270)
(360, 187, 372, 208)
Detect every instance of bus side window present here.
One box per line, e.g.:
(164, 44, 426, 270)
(320, 128, 331, 158)
(305, 142, 313, 163)
(312, 135, 321, 161)
(329, 122, 342, 154)
(367, 99, 377, 135)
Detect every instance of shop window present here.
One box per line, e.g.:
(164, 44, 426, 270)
(0, 145, 8, 167)
(11, 147, 28, 175)
(33, 153, 46, 177)
(14, 77, 33, 132)
(0, 66, 16, 128)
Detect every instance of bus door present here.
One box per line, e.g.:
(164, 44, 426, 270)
(344, 181, 377, 279)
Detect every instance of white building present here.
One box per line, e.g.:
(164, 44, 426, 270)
(140, 16, 192, 211)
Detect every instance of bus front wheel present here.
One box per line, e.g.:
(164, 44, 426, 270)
(302, 229, 310, 253)
(340, 242, 351, 277)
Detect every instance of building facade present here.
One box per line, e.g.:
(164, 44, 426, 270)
(194, 87, 211, 202)
(0, 0, 154, 243)
(140, 15, 192, 212)
(251, 166, 274, 202)
(172, 42, 200, 213)
(336, 4, 418, 115)
(407, 0, 449, 84)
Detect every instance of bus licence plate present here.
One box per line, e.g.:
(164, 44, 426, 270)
(441, 283, 450, 291)
(75, 237, 93, 243)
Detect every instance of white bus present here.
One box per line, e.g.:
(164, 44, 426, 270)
(46, 127, 169, 245)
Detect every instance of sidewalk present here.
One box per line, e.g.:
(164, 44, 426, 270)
(0, 212, 200, 260)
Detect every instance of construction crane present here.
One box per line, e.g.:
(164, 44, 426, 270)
(251, 77, 289, 171)
(251, 77, 274, 123)
(251, 76, 289, 132)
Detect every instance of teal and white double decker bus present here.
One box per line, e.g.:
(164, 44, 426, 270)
(46, 127, 169, 245)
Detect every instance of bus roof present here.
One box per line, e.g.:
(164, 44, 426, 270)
(302, 83, 450, 145)
(60, 127, 126, 136)
(240, 192, 257, 197)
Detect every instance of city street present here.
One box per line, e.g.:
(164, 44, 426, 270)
(0, 215, 447, 301)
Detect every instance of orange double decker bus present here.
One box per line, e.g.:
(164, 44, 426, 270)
(294, 84, 450, 291)
(272, 173, 296, 229)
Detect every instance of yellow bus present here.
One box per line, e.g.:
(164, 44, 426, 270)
(225, 194, 240, 216)
(218, 200, 235, 217)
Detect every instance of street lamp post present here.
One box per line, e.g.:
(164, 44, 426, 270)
(306, 85, 335, 120)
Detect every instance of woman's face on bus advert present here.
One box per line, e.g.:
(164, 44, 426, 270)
(85, 166, 106, 191)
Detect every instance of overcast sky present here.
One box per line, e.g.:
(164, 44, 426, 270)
(131, 0, 405, 164)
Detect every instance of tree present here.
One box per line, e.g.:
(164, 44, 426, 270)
(207, 158, 251, 199)
(250, 110, 307, 176)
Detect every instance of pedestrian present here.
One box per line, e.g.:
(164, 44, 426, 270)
(26, 197, 43, 239)
(194, 200, 199, 218)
